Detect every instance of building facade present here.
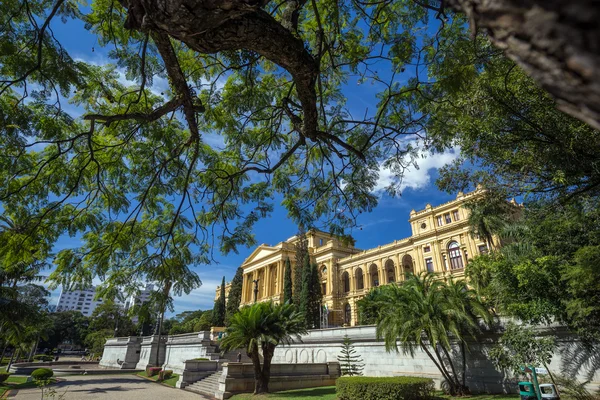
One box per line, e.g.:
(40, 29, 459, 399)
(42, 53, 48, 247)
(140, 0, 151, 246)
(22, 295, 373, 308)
(216, 189, 496, 326)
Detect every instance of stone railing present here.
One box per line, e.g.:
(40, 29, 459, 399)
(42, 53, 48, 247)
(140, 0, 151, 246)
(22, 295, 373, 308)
(217, 362, 341, 399)
(175, 359, 219, 389)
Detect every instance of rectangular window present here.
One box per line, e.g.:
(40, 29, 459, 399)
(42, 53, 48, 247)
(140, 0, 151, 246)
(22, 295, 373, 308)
(437, 216, 443, 226)
(322, 283, 326, 295)
(453, 210, 460, 221)
(423, 245, 431, 253)
(444, 213, 452, 224)
(425, 258, 434, 273)
(319, 238, 324, 246)
(478, 244, 489, 254)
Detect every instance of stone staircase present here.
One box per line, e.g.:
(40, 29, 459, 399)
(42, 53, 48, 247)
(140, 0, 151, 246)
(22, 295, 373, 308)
(185, 371, 221, 399)
(182, 342, 252, 398)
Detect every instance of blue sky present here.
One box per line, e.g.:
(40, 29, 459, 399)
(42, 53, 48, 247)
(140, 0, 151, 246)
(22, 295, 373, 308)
(41, 9, 463, 315)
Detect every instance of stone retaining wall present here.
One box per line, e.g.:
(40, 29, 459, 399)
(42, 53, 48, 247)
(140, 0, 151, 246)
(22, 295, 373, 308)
(271, 325, 600, 394)
(99, 336, 142, 369)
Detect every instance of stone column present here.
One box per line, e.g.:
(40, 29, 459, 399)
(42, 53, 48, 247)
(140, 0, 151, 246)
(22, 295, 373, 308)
(241, 274, 247, 303)
(277, 260, 283, 297)
(433, 241, 444, 274)
(379, 259, 387, 285)
(265, 265, 271, 298)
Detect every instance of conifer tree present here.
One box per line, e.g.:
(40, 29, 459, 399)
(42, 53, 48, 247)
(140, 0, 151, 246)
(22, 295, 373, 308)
(293, 227, 308, 306)
(212, 276, 226, 327)
(283, 257, 293, 304)
(300, 261, 322, 329)
(337, 335, 364, 376)
(225, 267, 243, 326)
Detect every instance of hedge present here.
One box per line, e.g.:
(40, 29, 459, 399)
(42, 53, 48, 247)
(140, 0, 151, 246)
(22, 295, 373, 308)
(336, 376, 435, 400)
(33, 355, 54, 362)
(0, 373, 10, 383)
(146, 367, 162, 377)
(31, 368, 54, 381)
(158, 370, 173, 381)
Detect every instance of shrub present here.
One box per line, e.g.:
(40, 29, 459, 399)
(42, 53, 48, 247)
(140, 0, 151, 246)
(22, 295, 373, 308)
(147, 367, 162, 377)
(33, 355, 54, 362)
(31, 368, 54, 381)
(192, 358, 209, 361)
(0, 373, 10, 383)
(158, 370, 173, 381)
(336, 376, 435, 400)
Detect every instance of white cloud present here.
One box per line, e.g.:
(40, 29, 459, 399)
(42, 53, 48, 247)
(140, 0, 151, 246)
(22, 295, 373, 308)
(374, 146, 460, 194)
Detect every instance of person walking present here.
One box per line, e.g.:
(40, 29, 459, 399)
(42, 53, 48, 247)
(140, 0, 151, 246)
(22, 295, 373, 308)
(236, 352, 242, 363)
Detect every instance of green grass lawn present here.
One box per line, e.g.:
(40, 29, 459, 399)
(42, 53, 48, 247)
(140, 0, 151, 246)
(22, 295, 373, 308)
(136, 371, 180, 388)
(229, 386, 520, 400)
(0, 376, 56, 397)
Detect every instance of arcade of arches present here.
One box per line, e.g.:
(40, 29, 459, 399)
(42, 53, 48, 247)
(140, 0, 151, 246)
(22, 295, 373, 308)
(216, 189, 496, 326)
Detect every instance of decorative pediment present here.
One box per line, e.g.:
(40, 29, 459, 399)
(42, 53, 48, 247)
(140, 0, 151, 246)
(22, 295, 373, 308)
(242, 245, 279, 266)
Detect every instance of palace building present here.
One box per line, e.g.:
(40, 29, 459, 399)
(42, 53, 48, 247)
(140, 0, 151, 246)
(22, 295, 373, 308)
(216, 189, 497, 327)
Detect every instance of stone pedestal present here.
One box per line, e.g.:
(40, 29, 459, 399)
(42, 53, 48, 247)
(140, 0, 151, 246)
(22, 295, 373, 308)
(136, 335, 167, 370)
(100, 336, 142, 369)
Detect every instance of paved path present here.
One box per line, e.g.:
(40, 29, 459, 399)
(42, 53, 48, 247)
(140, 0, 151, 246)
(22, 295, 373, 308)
(12, 374, 206, 399)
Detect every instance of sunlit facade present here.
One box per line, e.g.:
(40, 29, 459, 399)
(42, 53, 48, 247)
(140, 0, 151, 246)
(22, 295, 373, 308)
(216, 189, 496, 326)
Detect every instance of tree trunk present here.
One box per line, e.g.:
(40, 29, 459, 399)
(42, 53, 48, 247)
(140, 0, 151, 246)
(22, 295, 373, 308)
(460, 341, 467, 388)
(0, 343, 7, 364)
(420, 343, 454, 391)
(260, 344, 275, 393)
(249, 349, 267, 394)
(28, 335, 40, 362)
(445, 0, 600, 130)
(7, 348, 19, 372)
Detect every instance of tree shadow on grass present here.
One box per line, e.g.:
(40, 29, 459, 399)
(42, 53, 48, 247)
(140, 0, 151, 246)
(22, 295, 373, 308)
(273, 387, 336, 398)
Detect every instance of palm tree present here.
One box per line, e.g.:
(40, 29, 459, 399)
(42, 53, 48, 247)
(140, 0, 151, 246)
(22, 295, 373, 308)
(375, 273, 491, 396)
(220, 301, 307, 394)
(464, 196, 512, 251)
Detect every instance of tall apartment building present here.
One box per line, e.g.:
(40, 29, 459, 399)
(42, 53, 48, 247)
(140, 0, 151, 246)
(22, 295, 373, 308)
(55, 286, 108, 317)
(216, 189, 507, 326)
(55, 283, 156, 319)
(124, 283, 156, 324)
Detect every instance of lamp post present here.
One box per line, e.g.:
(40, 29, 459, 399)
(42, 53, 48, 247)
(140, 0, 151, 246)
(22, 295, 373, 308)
(253, 279, 259, 303)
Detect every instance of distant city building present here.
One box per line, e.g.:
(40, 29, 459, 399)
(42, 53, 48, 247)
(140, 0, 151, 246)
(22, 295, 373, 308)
(46, 304, 57, 313)
(55, 283, 156, 320)
(55, 286, 112, 317)
(124, 283, 156, 324)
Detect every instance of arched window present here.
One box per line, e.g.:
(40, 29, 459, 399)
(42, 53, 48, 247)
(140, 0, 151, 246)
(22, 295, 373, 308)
(344, 303, 352, 325)
(355, 268, 364, 290)
(448, 241, 464, 270)
(369, 263, 379, 287)
(342, 271, 350, 293)
(402, 255, 414, 275)
(385, 259, 396, 283)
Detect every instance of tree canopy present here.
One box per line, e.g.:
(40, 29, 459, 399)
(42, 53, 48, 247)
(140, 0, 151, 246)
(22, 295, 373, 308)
(1, 0, 598, 295)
